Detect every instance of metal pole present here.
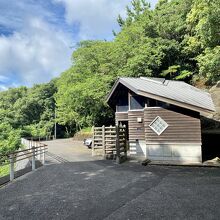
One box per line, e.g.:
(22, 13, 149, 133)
(38, 145, 40, 162)
(54, 108, 57, 140)
(42, 146, 45, 164)
(92, 126, 95, 156)
(38, 143, 41, 161)
(9, 155, 14, 181)
(35, 142, 39, 160)
(32, 147, 36, 171)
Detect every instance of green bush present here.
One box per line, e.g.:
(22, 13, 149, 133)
(73, 127, 93, 140)
(0, 164, 9, 177)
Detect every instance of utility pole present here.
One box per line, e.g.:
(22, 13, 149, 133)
(54, 108, 57, 139)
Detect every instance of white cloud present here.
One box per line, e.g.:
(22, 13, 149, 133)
(54, 0, 158, 40)
(0, 17, 72, 87)
(0, 85, 8, 91)
(0, 75, 9, 83)
(0, 0, 158, 89)
(54, 0, 131, 40)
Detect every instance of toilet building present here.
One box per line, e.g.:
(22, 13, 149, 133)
(107, 77, 215, 163)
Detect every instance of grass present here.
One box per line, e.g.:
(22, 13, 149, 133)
(0, 164, 9, 177)
(80, 127, 92, 133)
(73, 127, 93, 140)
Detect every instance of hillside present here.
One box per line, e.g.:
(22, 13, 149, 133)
(0, 0, 220, 154)
(210, 82, 220, 122)
(206, 82, 220, 132)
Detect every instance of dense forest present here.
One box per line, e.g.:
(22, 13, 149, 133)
(0, 0, 220, 154)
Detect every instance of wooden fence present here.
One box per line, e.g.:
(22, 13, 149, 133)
(92, 125, 127, 163)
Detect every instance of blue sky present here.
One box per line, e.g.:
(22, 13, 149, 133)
(0, 0, 158, 90)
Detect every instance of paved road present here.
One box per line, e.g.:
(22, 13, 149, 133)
(44, 139, 99, 163)
(0, 139, 220, 220)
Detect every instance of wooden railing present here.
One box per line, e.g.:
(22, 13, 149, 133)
(92, 125, 127, 163)
(0, 141, 47, 182)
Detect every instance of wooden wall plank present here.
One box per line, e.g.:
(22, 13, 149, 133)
(128, 111, 145, 141)
(144, 108, 201, 144)
(115, 112, 128, 122)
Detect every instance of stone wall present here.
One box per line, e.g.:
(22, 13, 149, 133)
(209, 81, 220, 121)
(202, 81, 220, 130)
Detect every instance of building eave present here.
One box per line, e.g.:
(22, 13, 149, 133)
(138, 90, 214, 115)
(106, 78, 138, 103)
(106, 77, 215, 114)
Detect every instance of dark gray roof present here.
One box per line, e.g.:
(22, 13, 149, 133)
(107, 77, 215, 113)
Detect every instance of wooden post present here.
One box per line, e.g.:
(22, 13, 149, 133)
(124, 125, 128, 160)
(9, 154, 15, 181)
(116, 125, 121, 164)
(102, 125, 105, 159)
(92, 126, 95, 156)
(32, 147, 36, 171)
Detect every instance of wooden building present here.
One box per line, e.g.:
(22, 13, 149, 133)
(107, 77, 215, 164)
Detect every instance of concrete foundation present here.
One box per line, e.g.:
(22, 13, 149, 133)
(146, 144, 202, 163)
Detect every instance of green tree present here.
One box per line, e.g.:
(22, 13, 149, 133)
(0, 123, 21, 154)
(1, 0, 220, 154)
(186, 0, 220, 50)
(197, 46, 220, 83)
(55, 41, 115, 134)
(0, 81, 56, 154)
(117, 0, 150, 28)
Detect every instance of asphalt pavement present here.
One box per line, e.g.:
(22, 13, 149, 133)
(0, 139, 219, 220)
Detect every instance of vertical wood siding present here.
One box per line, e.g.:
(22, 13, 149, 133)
(144, 108, 201, 144)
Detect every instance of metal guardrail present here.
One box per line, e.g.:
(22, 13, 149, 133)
(23, 135, 55, 142)
(0, 142, 47, 181)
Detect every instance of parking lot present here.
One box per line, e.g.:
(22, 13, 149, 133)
(0, 139, 219, 220)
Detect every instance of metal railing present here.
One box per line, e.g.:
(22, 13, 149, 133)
(0, 143, 47, 181)
(22, 135, 55, 142)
